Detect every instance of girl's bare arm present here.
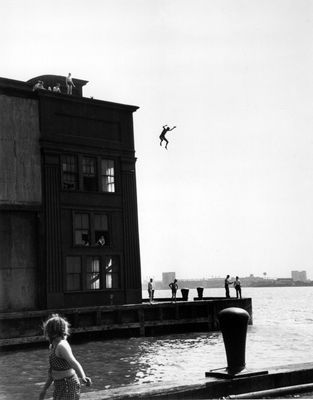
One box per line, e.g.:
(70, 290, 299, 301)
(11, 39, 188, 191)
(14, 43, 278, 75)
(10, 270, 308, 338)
(57, 341, 91, 385)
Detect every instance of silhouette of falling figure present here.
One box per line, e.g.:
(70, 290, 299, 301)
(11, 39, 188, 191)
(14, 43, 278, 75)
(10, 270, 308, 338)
(159, 125, 176, 149)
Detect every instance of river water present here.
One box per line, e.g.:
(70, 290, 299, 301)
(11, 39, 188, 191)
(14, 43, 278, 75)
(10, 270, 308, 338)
(0, 286, 312, 399)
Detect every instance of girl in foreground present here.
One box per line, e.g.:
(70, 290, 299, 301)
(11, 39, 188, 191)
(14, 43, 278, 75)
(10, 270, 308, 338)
(39, 314, 91, 400)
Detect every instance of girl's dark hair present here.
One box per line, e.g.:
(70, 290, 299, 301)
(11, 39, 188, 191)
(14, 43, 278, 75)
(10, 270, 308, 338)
(42, 314, 70, 342)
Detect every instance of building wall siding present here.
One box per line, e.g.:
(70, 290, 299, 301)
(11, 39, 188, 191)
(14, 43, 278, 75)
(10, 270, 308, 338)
(121, 162, 142, 299)
(0, 212, 38, 311)
(0, 79, 141, 311)
(0, 95, 41, 205)
(43, 158, 64, 308)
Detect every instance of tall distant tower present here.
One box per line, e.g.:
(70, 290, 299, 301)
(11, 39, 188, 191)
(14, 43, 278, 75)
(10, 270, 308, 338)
(291, 270, 307, 282)
(162, 272, 176, 286)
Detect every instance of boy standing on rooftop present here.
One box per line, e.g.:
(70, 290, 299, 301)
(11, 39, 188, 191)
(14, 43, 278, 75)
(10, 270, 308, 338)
(66, 73, 75, 95)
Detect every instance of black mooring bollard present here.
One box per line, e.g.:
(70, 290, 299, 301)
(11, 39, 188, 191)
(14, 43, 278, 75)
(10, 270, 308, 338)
(219, 307, 249, 374)
(181, 288, 189, 301)
(205, 307, 268, 379)
(197, 287, 204, 299)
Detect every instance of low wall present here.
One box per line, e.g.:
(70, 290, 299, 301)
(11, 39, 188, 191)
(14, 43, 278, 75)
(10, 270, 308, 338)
(0, 298, 252, 348)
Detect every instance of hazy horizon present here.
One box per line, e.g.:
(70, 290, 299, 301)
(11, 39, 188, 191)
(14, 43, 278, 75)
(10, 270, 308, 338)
(2, 0, 313, 281)
(141, 270, 308, 282)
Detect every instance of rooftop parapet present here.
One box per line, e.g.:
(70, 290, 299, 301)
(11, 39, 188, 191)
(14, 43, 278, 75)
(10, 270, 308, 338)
(27, 74, 88, 96)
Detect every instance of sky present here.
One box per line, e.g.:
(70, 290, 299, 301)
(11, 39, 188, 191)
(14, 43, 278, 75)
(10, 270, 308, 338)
(1, 0, 313, 280)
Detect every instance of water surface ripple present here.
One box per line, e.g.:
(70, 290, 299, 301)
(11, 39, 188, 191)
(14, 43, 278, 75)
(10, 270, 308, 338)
(0, 286, 312, 399)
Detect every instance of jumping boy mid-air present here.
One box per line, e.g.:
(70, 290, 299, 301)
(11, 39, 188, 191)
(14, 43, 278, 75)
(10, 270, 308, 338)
(159, 125, 176, 149)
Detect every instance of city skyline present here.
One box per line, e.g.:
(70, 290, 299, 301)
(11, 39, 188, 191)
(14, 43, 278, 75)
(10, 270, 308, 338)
(2, 0, 313, 280)
(142, 269, 311, 282)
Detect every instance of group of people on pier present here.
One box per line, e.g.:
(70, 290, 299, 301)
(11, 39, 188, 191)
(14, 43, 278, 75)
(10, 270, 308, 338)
(224, 275, 242, 299)
(147, 278, 179, 303)
(148, 276, 242, 302)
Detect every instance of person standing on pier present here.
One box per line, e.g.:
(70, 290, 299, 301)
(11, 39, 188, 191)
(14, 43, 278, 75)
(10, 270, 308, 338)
(39, 314, 91, 400)
(234, 276, 242, 299)
(224, 275, 233, 298)
(148, 278, 154, 303)
(169, 279, 178, 302)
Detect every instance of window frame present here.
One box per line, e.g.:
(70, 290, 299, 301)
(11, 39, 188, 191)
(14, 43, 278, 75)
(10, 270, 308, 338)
(61, 154, 78, 191)
(86, 255, 101, 291)
(73, 212, 90, 247)
(82, 155, 98, 192)
(61, 153, 117, 194)
(104, 255, 120, 289)
(72, 211, 111, 248)
(65, 256, 82, 292)
(100, 159, 115, 193)
(64, 254, 122, 293)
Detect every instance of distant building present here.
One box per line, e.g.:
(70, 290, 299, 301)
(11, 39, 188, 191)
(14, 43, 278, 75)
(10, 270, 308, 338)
(291, 270, 307, 282)
(162, 272, 176, 286)
(0, 75, 142, 312)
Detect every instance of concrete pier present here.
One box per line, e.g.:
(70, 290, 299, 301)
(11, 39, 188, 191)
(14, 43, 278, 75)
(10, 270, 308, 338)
(60, 362, 313, 399)
(0, 298, 252, 348)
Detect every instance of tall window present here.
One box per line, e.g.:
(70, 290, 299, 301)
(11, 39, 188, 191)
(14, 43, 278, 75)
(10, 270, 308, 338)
(64, 255, 120, 292)
(86, 257, 100, 290)
(61, 154, 117, 193)
(105, 256, 120, 289)
(74, 213, 90, 246)
(101, 159, 115, 192)
(94, 214, 109, 246)
(66, 256, 82, 291)
(82, 157, 97, 191)
(62, 155, 78, 190)
(73, 212, 109, 247)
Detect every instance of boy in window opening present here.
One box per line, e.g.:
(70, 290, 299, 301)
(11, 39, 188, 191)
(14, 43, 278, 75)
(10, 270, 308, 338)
(159, 125, 176, 149)
(97, 235, 105, 247)
(169, 279, 178, 302)
(81, 234, 90, 247)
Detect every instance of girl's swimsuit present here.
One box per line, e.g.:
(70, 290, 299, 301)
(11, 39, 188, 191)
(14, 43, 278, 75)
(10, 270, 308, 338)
(49, 343, 73, 371)
(53, 375, 80, 400)
(49, 342, 81, 400)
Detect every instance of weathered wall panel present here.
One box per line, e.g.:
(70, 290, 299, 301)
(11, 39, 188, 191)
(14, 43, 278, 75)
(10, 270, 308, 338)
(0, 95, 41, 205)
(39, 95, 136, 149)
(0, 212, 38, 311)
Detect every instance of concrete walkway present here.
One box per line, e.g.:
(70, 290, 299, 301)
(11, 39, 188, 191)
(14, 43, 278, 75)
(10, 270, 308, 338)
(46, 362, 313, 400)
